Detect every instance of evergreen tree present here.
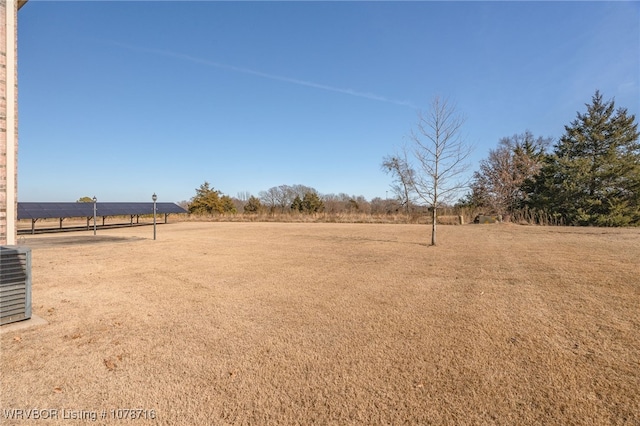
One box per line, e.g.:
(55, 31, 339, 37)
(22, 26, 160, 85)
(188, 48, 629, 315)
(291, 195, 303, 212)
(188, 182, 237, 214)
(527, 91, 639, 226)
(243, 196, 263, 214)
(219, 195, 238, 214)
(302, 192, 324, 213)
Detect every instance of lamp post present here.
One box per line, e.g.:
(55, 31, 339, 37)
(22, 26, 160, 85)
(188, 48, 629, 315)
(152, 193, 157, 240)
(92, 196, 97, 236)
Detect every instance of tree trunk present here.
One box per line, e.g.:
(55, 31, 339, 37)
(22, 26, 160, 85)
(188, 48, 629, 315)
(431, 207, 437, 246)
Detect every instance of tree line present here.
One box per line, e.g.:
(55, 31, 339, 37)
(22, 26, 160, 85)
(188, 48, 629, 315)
(460, 91, 639, 226)
(186, 90, 639, 230)
(383, 90, 639, 229)
(186, 182, 407, 217)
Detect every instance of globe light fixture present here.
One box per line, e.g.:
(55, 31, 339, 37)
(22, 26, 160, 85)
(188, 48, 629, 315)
(152, 193, 157, 240)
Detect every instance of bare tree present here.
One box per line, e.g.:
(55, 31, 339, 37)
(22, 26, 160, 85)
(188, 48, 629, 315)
(381, 146, 415, 215)
(410, 96, 473, 245)
(470, 131, 550, 219)
(274, 185, 294, 213)
(259, 184, 317, 213)
(290, 184, 316, 201)
(236, 191, 252, 202)
(258, 187, 279, 213)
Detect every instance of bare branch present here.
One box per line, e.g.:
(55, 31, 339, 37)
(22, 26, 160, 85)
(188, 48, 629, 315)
(381, 146, 417, 214)
(406, 96, 474, 245)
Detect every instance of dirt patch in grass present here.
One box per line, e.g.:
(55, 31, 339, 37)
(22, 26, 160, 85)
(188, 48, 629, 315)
(1, 222, 639, 425)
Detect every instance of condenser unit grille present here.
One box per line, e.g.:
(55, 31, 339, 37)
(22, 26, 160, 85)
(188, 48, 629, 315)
(0, 246, 32, 326)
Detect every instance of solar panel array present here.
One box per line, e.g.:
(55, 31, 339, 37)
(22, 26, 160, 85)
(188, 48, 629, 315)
(18, 202, 188, 220)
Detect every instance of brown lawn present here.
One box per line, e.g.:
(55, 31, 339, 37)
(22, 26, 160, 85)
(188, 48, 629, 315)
(1, 222, 639, 425)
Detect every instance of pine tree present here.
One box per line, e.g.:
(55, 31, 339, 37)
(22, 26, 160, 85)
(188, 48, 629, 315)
(219, 195, 238, 214)
(528, 91, 640, 226)
(291, 195, 303, 212)
(243, 196, 263, 214)
(302, 192, 324, 213)
(189, 182, 237, 214)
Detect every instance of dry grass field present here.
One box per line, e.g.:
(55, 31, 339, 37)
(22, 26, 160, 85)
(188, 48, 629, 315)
(1, 222, 639, 425)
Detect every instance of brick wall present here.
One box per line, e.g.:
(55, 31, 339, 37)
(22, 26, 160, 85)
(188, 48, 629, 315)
(1, 0, 19, 246)
(0, 0, 7, 245)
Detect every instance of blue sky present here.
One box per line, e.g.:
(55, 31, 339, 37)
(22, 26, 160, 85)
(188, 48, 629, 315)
(17, 1, 639, 203)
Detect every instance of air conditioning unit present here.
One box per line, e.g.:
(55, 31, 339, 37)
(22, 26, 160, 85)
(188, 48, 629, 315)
(0, 246, 32, 326)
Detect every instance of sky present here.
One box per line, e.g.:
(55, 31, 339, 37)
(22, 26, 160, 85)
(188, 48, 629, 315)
(16, 1, 640, 203)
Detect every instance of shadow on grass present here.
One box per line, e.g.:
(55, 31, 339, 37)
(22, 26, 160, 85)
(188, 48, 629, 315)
(17, 235, 145, 249)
